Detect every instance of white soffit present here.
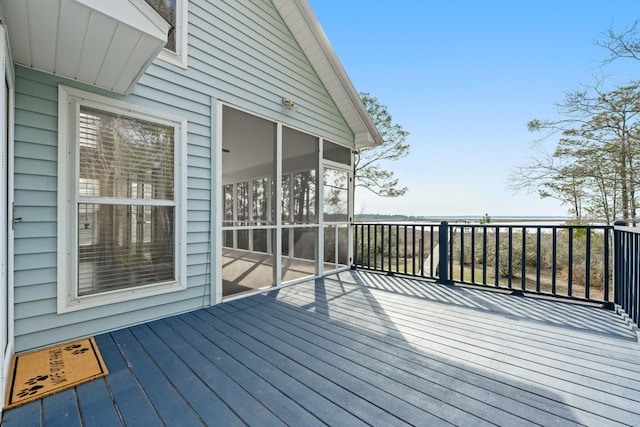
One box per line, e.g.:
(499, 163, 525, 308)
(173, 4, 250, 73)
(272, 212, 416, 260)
(0, 0, 169, 94)
(273, 0, 383, 148)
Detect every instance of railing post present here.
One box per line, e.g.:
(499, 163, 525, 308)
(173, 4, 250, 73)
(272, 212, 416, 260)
(438, 221, 450, 284)
(613, 220, 626, 308)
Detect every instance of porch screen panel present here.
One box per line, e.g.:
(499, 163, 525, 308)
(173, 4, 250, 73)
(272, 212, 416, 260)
(323, 140, 351, 166)
(221, 106, 276, 296)
(323, 168, 349, 222)
(281, 126, 318, 282)
(324, 225, 349, 268)
(323, 167, 351, 272)
(77, 107, 175, 296)
(282, 126, 318, 225)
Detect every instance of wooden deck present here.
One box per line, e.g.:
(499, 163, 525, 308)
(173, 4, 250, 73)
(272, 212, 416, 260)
(3, 270, 640, 426)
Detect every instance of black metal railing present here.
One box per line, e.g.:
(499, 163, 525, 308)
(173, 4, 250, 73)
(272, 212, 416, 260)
(353, 221, 613, 304)
(614, 221, 640, 326)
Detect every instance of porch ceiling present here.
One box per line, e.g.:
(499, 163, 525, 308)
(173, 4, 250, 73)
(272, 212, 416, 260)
(0, 0, 170, 94)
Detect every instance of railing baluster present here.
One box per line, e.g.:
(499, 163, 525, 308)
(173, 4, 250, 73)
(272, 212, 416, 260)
(471, 226, 476, 284)
(495, 227, 500, 287)
(521, 227, 526, 291)
(536, 227, 541, 293)
(389, 225, 400, 272)
(632, 233, 637, 323)
(439, 221, 449, 284)
(367, 224, 376, 268)
(374, 224, 378, 270)
(508, 226, 513, 289)
(419, 225, 424, 277)
(460, 226, 465, 282)
(604, 227, 610, 301)
(585, 228, 591, 299)
(388, 225, 392, 274)
(359, 224, 363, 268)
(432, 225, 436, 277)
(568, 228, 573, 297)
(395, 224, 400, 274)
(411, 225, 416, 275)
(482, 226, 487, 285)
(551, 228, 557, 295)
(448, 225, 454, 281)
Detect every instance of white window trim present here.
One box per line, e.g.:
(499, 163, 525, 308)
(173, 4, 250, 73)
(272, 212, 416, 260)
(156, 0, 188, 69)
(57, 85, 188, 313)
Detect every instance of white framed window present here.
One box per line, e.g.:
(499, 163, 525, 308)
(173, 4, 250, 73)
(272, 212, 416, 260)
(146, 0, 188, 69)
(57, 86, 187, 312)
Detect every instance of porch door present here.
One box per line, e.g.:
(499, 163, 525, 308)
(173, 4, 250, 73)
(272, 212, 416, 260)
(322, 166, 352, 272)
(0, 27, 12, 398)
(321, 140, 354, 273)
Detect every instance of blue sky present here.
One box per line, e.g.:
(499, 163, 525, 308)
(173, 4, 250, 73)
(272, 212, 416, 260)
(307, 0, 640, 217)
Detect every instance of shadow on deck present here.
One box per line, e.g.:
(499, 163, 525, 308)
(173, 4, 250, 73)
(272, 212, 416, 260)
(3, 270, 639, 426)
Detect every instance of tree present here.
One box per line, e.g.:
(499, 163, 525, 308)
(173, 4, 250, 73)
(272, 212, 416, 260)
(356, 93, 410, 197)
(598, 20, 640, 64)
(510, 83, 640, 224)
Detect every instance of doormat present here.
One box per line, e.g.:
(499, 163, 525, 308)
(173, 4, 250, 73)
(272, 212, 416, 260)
(4, 337, 108, 409)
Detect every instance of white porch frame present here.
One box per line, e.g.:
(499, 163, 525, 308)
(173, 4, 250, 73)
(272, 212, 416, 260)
(0, 24, 15, 413)
(216, 102, 354, 303)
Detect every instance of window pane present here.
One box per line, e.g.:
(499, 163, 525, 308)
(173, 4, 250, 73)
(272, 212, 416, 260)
(145, 0, 176, 52)
(79, 107, 174, 201)
(323, 168, 349, 222)
(78, 204, 174, 296)
(323, 140, 351, 166)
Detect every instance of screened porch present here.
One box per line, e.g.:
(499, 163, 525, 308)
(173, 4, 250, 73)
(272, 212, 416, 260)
(220, 106, 353, 297)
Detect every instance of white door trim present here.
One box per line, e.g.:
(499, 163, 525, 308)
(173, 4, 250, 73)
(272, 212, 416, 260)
(0, 24, 15, 411)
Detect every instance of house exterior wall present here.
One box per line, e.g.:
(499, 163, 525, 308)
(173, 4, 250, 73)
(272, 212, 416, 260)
(12, 0, 354, 351)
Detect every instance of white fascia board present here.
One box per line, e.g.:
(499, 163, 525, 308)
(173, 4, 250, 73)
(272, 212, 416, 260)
(274, 0, 383, 148)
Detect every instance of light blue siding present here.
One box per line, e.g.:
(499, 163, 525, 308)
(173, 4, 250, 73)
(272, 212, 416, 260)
(12, 0, 355, 351)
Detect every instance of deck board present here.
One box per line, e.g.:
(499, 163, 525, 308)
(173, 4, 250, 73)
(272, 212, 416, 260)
(127, 323, 244, 427)
(75, 376, 122, 427)
(275, 277, 638, 423)
(155, 316, 322, 427)
(41, 389, 81, 427)
(93, 334, 163, 426)
(2, 270, 639, 426)
(171, 312, 361, 426)
(252, 297, 584, 426)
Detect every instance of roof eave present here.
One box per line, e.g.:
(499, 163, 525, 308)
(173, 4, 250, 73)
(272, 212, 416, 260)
(0, 0, 170, 95)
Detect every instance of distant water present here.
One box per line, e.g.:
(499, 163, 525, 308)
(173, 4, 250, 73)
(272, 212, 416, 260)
(356, 216, 610, 226)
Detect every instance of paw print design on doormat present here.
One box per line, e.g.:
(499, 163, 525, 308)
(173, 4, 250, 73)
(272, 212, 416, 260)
(16, 375, 49, 398)
(63, 343, 89, 355)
